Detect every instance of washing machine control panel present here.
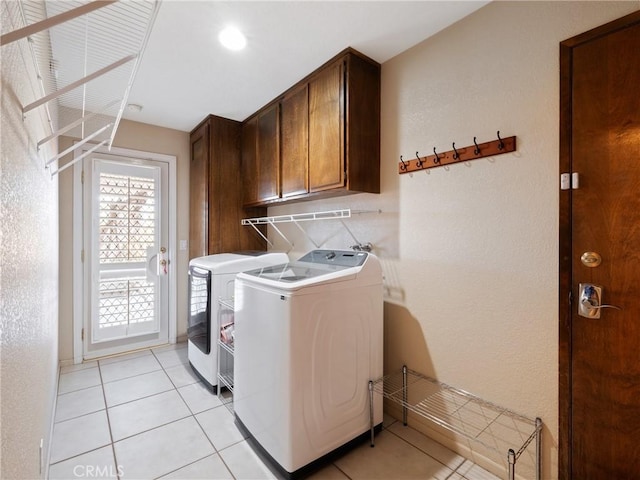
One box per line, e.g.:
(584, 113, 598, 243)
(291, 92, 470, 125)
(298, 250, 368, 267)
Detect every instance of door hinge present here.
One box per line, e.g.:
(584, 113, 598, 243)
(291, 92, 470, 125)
(560, 172, 579, 190)
(81, 170, 85, 184)
(81, 328, 84, 341)
(81, 249, 85, 262)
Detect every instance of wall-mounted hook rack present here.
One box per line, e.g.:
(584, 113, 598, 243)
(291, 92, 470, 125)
(398, 132, 516, 174)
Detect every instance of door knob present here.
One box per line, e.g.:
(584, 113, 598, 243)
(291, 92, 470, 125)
(578, 283, 622, 319)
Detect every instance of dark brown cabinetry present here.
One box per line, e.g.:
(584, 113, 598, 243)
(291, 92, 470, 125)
(242, 104, 280, 205)
(281, 84, 309, 198)
(189, 115, 266, 259)
(241, 48, 380, 207)
(308, 59, 344, 192)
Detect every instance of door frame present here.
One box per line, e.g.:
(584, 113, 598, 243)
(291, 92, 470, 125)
(558, 10, 640, 479)
(72, 143, 177, 364)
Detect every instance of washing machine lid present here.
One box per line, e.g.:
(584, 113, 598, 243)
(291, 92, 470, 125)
(240, 250, 369, 285)
(189, 252, 289, 274)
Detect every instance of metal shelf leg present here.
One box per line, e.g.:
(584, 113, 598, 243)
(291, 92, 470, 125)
(508, 449, 515, 480)
(402, 365, 408, 426)
(369, 380, 375, 447)
(535, 417, 542, 480)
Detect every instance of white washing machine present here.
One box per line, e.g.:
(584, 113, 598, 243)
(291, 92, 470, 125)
(234, 249, 384, 477)
(187, 252, 289, 390)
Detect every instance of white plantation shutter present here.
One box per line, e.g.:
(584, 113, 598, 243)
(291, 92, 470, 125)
(99, 173, 155, 263)
(92, 161, 161, 342)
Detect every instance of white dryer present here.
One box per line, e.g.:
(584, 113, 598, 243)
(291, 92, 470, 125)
(234, 249, 384, 477)
(187, 252, 289, 390)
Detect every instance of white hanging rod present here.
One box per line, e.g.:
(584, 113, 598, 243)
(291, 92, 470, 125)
(23, 54, 137, 114)
(45, 123, 112, 166)
(241, 209, 351, 226)
(37, 99, 121, 149)
(50, 140, 109, 178)
(0, 0, 117, 46)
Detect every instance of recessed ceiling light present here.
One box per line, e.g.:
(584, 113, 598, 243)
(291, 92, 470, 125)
(126, 103, 143, 112)
(218, 26, 246, 51)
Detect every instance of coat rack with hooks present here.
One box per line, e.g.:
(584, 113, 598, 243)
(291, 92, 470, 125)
(398, 131, 516, 175)
(241, 208, 380, 253)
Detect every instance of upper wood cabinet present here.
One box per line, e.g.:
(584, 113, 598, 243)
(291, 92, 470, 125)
(241, 48, 380, 206)
(190, 115, 266, 259)
(241, 116, 258, 207)
(281, 84, 309, 198)
(242, 104, 280, 205)
(308, 60, 344, 192)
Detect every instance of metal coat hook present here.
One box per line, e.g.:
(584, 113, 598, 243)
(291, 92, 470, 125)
(452, 142, 460, 160)
(399, 155, 407, 171)
(397, 133, 516, 174)
(415, 151, 423, 169)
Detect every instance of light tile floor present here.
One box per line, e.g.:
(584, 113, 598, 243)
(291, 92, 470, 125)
(49, 343, 499, 480)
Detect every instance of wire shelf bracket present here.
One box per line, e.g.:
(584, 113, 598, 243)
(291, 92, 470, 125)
(241, 208, 379, 252)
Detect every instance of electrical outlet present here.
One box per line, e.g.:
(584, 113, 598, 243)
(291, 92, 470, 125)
(180, 240, 188, 251)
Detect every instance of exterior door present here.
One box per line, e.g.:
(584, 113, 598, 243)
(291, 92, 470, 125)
(83, 153, 170, 358)
(559, 12, 640, 478)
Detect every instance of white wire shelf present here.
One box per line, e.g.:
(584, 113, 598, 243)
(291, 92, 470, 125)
(1, 0, 160, 176)
(241, 209, 351, 226)
(370, 367, 542, 480)
(241, 208, 380, 252)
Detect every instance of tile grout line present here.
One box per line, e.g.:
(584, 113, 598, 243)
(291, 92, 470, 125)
(50, 346, 226, 478)
(156, 344, 236, 479)
(151, 346, 240, 480)
(385, 424, 459, 475)
(151, 347, 238, 479)
(97, 358, 122, 480)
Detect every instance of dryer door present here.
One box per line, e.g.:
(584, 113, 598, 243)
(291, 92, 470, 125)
(188, 266, 211, 354)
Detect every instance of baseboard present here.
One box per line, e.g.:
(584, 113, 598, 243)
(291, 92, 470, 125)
(45, 362, 61, 479)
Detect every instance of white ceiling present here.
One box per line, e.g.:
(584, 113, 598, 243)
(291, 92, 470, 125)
(123, 1, 489, 132)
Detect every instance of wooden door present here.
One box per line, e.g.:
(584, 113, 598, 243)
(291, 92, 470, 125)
(189, 121, 209, 259)
(210, 117, 243, 253)
(241, 116, 259, 206)
(559, 11, 640, 479)
(309, 60, 344, 192)
(281, 84, 309, 198)
(256, 104, 280, 202)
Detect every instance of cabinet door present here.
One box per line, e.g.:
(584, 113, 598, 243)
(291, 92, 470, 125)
(189, 122, 209, 259)
(212, 118, 243, 254)
(308, 60, 344, 192)
(241, 116, 259, 205)
(281, 85, 309, 198)
(257, 104, 280, 202)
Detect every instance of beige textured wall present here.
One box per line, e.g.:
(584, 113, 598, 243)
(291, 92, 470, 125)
(1, 3, 60, 478)
(58, 120, 190, 361)
(268, 2, 639, 478)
